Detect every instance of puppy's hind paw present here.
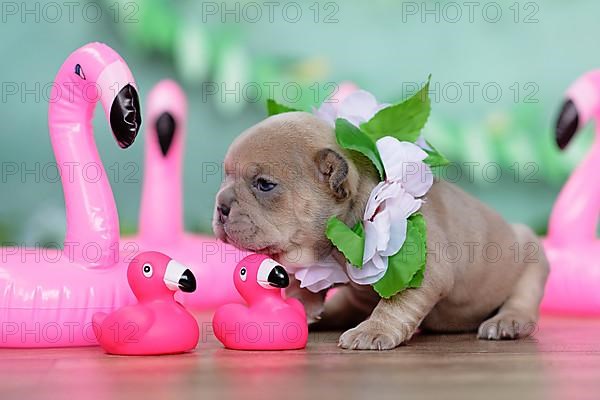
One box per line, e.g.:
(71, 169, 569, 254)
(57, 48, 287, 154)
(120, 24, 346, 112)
(477, 312, 537, 340)
(338, 319, 408, 350)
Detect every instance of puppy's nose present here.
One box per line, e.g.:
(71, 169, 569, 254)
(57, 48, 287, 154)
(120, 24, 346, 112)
(216, 187, 235, 223)
(217, 204, 230, 223)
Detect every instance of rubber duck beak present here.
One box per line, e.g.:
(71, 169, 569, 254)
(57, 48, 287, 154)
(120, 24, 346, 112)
(556, 99, 579, 150)
(110, 84, 141, 149)
(156, 112, 177, 157)
(266, 265, 289, 289)
(164, 260, 197, 293)
(257, 258, 290, 289)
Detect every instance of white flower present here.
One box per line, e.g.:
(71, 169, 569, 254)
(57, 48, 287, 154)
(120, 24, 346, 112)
(313, 90, 389, 128)
(286, 257, 349, 293)
(346, 137, 433, 285)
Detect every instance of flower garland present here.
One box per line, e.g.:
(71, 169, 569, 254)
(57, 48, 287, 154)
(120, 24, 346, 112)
(266, 77, 449, 298)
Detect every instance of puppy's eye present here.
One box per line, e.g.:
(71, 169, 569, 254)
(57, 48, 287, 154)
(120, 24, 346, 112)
(142, 263, 153, 278)
(255, 178, 277, 192)
(239, 267, 248, 281)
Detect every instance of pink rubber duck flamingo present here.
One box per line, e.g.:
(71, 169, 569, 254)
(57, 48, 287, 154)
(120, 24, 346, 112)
(542, 70, 600, 315)
(124, 80, 244, 309)
(93, 251, 199, 355)
(212, 254, 308, 350)
(0, 42, 141, 347)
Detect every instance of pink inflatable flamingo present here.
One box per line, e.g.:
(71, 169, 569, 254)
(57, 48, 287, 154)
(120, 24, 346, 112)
(0, 42, 141, 347)
(124, 80, 244, 309)
(541, 70, 600, 315)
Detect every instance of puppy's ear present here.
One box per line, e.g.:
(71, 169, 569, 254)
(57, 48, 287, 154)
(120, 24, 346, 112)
(314, 148, 352, 200)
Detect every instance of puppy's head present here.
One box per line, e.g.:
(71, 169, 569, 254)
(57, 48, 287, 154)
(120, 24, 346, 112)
(213, 112, 377, 267)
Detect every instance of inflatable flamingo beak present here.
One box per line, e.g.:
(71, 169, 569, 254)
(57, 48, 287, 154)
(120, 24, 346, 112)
(556, 99, 580, 150)
(164, 260, 197, 293)
(110, 84, 142, 149)
(156, 111, 177, 156)
(556, 70, 600, 150)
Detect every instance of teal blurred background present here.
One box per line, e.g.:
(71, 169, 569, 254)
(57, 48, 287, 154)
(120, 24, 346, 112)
(0, 0, 597, 244)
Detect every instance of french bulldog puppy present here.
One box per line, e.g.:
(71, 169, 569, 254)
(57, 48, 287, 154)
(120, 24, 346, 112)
(213, 112, 549, 350)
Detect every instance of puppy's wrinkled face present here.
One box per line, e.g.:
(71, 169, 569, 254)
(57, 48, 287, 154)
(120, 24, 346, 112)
(213, 112, 369, 267)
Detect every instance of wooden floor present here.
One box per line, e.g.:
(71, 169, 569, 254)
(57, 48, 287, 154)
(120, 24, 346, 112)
(1, 315, 599, 400)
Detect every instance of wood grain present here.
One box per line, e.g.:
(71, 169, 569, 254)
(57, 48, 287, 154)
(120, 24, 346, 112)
(1, 315, 599, 400)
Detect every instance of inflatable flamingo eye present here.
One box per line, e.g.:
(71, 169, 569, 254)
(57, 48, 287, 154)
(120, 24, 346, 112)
(239, 267, 248, 282)
(142, 263, 153, 278)
(74, 64, 86, 80)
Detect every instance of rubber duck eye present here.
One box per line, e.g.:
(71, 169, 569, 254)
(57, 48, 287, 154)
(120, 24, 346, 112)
(142, 263, 153, 278)
(239, 267, 247, 281)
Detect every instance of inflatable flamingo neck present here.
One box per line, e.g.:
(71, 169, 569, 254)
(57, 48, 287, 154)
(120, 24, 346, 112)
(548, 71, 600, 246)
(548, 135, 600, 246)
(139, 80, 187, 242)
(48, 42, 141, 267)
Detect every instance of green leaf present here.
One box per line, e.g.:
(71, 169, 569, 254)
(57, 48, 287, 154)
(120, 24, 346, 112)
(423, 140, 450, 167)
(373, 213, 427, 298)
(360, 76, 431, 143)
(266, 99, 300, 116)
(326, 217, 365, 268)
(352, 220, 364, 237)
(407, 268, 425, 288)
(335, 118, 385, 180)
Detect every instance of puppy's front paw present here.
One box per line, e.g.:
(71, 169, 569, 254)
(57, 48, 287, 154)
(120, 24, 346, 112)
(477, 312, 537, 340)
(338, 319, 408, 350)
(305, 305, 325, 325)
